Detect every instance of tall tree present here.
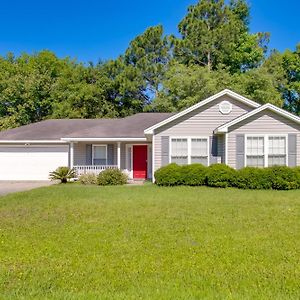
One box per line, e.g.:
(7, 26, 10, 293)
(281, 45, 300, 114)
(173, 0, 269, 73)
(124, 25, 170, 97)
(0, 51, 67, 129)
(263, 45, 300, 115)
(101, 58, 147, 116)
(50, 63, 118, 119)
(150, 62, 282, 112)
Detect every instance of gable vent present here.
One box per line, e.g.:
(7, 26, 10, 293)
(219, 101, 232, 115)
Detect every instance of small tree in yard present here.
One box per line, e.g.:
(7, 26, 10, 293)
(49, 166, 76, 183)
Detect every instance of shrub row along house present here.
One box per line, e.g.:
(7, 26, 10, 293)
(0, 89, 300, 181)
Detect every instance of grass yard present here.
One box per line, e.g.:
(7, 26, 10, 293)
(0, 184, 299, 299)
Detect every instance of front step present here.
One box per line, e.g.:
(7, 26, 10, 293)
(127, 179, 145, 185)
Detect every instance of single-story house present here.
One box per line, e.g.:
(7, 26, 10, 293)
(0, 89, 300, 181)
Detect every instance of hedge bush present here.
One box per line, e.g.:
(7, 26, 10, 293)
(79, 173, 98, 185)
(154, 163, 300, 190)
(97, 169, 128, 186)
(154, 163, 182, 186)
(269, 166, 300, 190)
(206, 164, 236, 188)
(235, 167, 273, 190)
(181, 164, 207, 186)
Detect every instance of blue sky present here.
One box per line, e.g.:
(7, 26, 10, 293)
(0, 0, 299, 63)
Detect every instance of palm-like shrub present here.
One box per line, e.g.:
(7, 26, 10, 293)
(49, 166, 76, 183)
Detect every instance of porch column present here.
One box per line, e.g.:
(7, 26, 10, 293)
(117, 142, 121, 169)
(70, 142, 74, 168)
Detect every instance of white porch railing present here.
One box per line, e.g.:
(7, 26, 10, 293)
(74, 165, 118, 177)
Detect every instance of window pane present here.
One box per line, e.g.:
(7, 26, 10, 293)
(246, 155, 264, 168)
(93, 158, 107, 165)
(171, 156, 188, 165)
(94, 146, 106, 159)
(247, 136, 264, 155)
(269, 136, 286, 155)
(93, 146, 107, 165)
(171, 139, 188, 157)
(268, 136, 286, 166)
(191, 156, 208, 166)
(246, 136, 265, 167)
(191, 138, 208, 156)
(268, 155, 286, 166)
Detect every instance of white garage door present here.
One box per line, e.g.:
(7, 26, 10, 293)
(0, 145, 69, 180)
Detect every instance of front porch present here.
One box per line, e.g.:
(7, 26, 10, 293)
(73, 165, 119, 177)
(69, 141, 152, 180)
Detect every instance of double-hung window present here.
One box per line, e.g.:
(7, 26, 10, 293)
(246, 136, 265, 167)
(246, 135, 287, 167)
(191, 138, 209, 166)
(93, 145, 107, 165)
(170, 137, 209, 166)
(171, 138, 188, 165)
(268, 136, 287, 166)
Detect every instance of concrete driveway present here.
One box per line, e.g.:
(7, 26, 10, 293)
(0, 181, 54, 196)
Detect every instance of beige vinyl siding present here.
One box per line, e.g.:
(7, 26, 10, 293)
(227, 110, 300, 168)
(74, 142, 118, 166)
(153, 135, 162, 172)
(74, 142, 87, 165)
(153, 95, 253, 170)
(120, 143, 126, 169)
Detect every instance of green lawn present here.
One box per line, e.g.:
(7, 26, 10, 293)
(0, 184, 299, 299)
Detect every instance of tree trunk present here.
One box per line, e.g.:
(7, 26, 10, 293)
(207, 52, 212, 72)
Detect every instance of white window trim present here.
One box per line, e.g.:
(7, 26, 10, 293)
(92, 144, 107, 166)
(244, 134, 288, 168)
(169, 136, 210, 166)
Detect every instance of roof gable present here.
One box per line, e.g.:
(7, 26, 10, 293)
(215, 103, 300, 133)
(144, 89, 260, 135)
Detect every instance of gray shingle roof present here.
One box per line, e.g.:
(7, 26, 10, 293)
(0, 113, 174, 140)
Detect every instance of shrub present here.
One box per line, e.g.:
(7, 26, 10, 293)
(181, 164, 207, 186)
(269, 166, 300, 190)
(235, 167, 273, 190)
(154, 163, 182, 186)
(79, 173, 98, 185)
(206, 164, 236, 188)
(154, 163, 300, 190)
(97, 168, 128, 186)
(49, 166, 76, 183)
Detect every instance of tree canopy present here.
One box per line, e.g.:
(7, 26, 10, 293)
(0, 0, 299, 130)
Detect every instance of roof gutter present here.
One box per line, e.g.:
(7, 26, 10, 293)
(0, 140, 68, 144)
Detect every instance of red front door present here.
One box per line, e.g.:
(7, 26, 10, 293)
(133, 145, 148, 179)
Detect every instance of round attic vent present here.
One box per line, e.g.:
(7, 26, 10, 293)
(219, 101, 232, 115)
